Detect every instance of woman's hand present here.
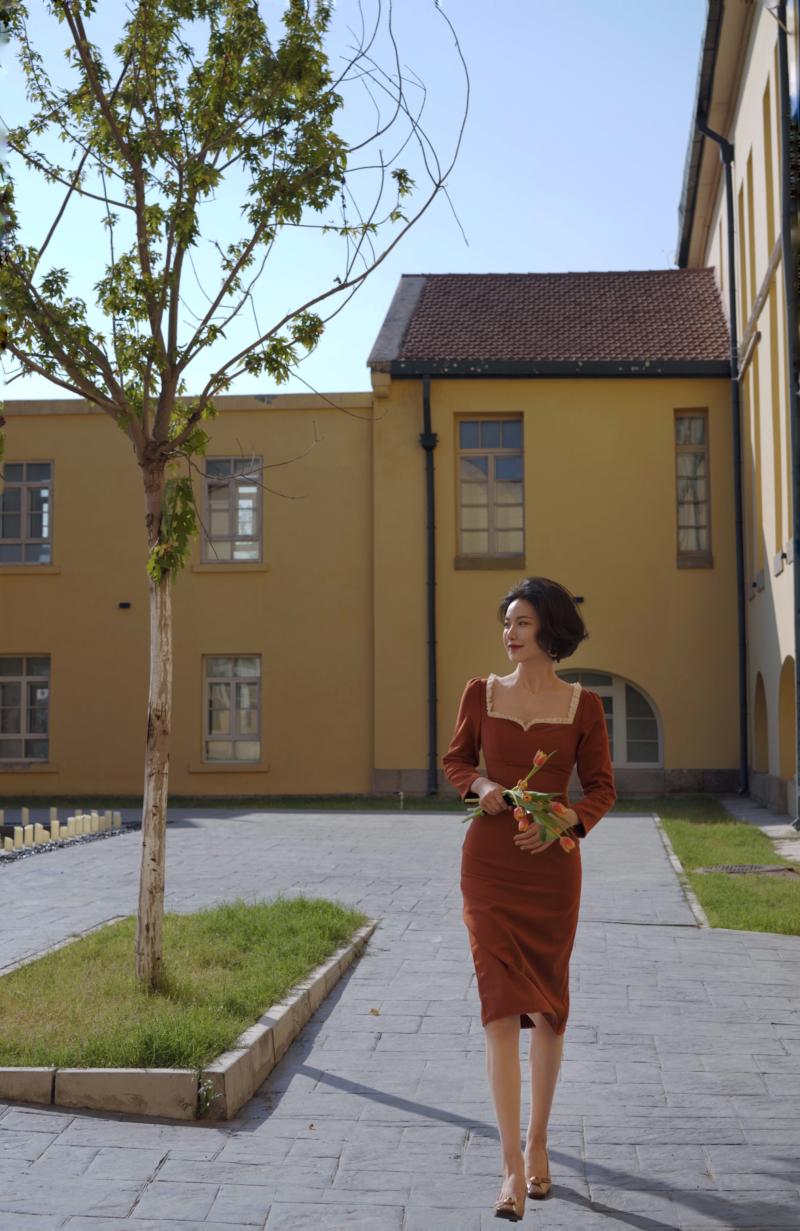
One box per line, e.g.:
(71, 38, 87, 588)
(472, 777, 510, 815)
(513, 807, 577, 855)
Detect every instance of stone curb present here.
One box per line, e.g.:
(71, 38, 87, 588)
(0, 917, 379, 1121)
(652, 812, 710, 927)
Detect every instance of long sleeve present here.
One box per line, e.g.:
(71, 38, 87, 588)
(442, 677, 483, 798)
(568, 690, 617, 839)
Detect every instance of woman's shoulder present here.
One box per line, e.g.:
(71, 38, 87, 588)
(577, 686, 605, 720)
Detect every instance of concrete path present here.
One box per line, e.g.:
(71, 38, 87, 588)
(0, 805, 798, 1229)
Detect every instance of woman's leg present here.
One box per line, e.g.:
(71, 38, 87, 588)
(524, 1012, 565, 1177)
(484, 1015, 526, 1203)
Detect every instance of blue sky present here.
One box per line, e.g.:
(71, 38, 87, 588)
(1, 1, 707, 401)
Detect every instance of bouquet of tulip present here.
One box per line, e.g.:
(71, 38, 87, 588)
(463, 748, 577, 852)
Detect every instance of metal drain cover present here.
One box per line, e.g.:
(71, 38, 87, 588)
(695, 863, 799, 875)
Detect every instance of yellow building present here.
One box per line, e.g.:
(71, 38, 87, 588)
(677, 0, 800, 815)
(1, 3, 798, 811)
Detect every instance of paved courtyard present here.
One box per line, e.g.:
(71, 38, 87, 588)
(0, 803, 798, 1229)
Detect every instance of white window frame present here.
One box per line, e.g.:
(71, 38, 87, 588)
(203, 655, 261, 763)
(0, 460, 54, 565)
(456, 417, 524, 557)
(201, 457, 263, 563)
(0, 655, 51, 763)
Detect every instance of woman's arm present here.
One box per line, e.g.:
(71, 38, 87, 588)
(442, 677, 483, 798)
(568, 691, 617, 839)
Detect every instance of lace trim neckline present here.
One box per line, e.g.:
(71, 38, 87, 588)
(485, 674, 582, 730)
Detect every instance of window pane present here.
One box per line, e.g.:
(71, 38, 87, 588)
(232, 541, 260, 561)
(678, 526, 708, 551)
(206, 460, 232, 477)
(206, 740, 233, 760)
(28, 706, 48, 734)
(677, 453, 706, 478)
(461, 506, 489, 531)
(460, 530, 489, 554)
(0, 660, 23, 677)
(26, 463, 52, 480)
(209, 681, 230, 707)
(501, 420, 522, 448)
(495, 529, 524, 553)
(27, 657, 49, 676)
(495, 455, 523, 482)
(207, 657, 233, 677)
(0, 739, 24, 758)
(234, 740, 260, 761)
(494, 505, 523, 530)
(675, 415, 706, 445)
(677, 477, 707, 501)
(29, 487, 50, 536)
(2, 464, 23, 482)
(0, 683, 21, 705)
(479, 421, 501, 448)
(0, 707, 21, 733)
(23, 543, 52, 563)
(239, 708, 258, 736)
(0, 544, 23, 562)
(495, 481, 523, 505)
(460, 456, 488, 481)
(208, 482, 231, 507)
(1, 514, 21, 539)
(460, 482, 489, 507)
(206, 540, 232, 561)
(0, 488, 21, 513)
(236, 681, 258, 708)
(459, 421, 480, 449)
(233, 457, 259, 475)
(627, 739, 660, 763)
(209, 708, 230, 735)
(235, 486, 258, 535)
(210, 509, 229, 538)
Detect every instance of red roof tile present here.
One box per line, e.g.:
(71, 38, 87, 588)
(369, 270, 730, 373)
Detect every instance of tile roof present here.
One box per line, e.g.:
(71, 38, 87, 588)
(368, 270, 730, 376)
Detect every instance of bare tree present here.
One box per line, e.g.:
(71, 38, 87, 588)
(0, 0, 467, 988)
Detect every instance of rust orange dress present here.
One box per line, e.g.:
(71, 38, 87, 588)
(442, 676, 616, 1034)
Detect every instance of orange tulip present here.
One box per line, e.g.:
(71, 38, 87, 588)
(533, 750, 548, 768)
(513, 806, 526, 820)
(550, 800, 567, 816)
(559, 835, 576, 851)
(517, 818, 530, 832)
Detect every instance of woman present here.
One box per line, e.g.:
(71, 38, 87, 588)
(442, 576, 616, 1222)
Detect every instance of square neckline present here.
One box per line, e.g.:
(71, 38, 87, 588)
(485, 674, 583, 731)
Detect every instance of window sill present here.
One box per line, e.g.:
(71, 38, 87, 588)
(0, 762, 59, 773)
(0, 565, 60, 575)
(192, 562, 270, 573)
(187, 761, 271, 774)
(454, 554, 525, 571)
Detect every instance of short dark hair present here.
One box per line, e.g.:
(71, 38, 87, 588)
(497, 577, 588, 663)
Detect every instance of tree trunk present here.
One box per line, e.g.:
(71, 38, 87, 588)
(136, 465, 173, 990)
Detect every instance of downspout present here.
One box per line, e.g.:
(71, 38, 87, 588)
(776, 1, 800, 829)
(419, 374, 439, 795)
(695, 113, 749, 796)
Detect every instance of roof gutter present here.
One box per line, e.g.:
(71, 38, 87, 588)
(676, 0, 725, 267)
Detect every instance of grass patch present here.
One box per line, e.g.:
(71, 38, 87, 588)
(620, 793, 800, 936)
(0, 895, 369, 1070)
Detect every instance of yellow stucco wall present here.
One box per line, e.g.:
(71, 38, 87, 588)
(0, 394, 374, 796)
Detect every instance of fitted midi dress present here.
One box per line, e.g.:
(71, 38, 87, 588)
(442, 677, 616, 1035)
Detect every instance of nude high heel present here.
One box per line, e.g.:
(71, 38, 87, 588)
(526, 1143, 552, 1199)
(494, 1189, 525, 1221)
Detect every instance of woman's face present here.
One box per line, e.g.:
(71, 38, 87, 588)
(502, 598, 544, 662)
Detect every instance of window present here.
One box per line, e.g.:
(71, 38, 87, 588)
(0, 462, 53, 564)
(204, 656, 260, 762)
(202, 458, 262, 562)
(457, 418, 523, 556)
(0, 656, 50, 762)
(558, 670, 661, 768)
(675, 411, 712, 563)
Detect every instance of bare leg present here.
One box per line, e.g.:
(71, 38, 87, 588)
(524, 1012, 565, 1179)
(484, 1015, 526, 1208)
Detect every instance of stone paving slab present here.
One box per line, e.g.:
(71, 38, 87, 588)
(0, 806, 798, 1228)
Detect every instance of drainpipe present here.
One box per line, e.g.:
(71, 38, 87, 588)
(695, 114, 749, 796)
(419, 374, 439, 795)
(776, 1, 800, 829)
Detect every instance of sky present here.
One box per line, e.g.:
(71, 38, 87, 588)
(0, 0, 708, 402)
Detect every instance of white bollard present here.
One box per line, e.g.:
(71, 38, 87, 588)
(21, 806, 30, 826)
(33, 823, 49, 844)
(90, 812, 99, 834)
(3, 836, 12, 851)
(65, 816, 75, 838)
(112, 811, 122, 830)
(13, 826, 23, 849)
(50, 820, 60, 841)
(23, 824, 34, 846)
(50, 806, 58, 822)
